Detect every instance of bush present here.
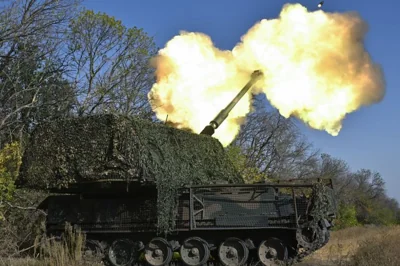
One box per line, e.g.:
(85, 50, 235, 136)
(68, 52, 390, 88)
(0, 141, 22, 218)
(225, 145, 265, 183)
(335, 203, 359, 229)
(0, 189, 48, 257)
(0, 141, 50, 257)
(367, 204, 398, 226)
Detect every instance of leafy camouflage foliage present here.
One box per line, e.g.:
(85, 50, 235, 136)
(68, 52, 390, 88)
(309, 181, 338, 222)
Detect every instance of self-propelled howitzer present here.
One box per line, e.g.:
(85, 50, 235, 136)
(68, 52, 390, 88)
(18, 70, 337, 266)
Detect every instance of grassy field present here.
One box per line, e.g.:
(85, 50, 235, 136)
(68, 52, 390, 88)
(1, 225, 399, 266)
(300, 225, 400, 266)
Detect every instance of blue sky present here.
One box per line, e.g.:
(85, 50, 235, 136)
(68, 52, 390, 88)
(84, 0, 400, 201)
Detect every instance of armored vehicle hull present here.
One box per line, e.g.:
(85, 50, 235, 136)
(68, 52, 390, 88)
(38, 180, 336, 266)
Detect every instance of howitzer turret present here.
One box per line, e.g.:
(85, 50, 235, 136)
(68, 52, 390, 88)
(200, 70, 263, 136)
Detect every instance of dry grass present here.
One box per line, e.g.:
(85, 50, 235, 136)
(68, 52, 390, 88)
(0, 257, 102, 266)
(0, 224, 103, 266)
(300, 225, 400, 266)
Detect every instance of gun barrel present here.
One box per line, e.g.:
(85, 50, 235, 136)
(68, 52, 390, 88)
(200, 70, 263, 136)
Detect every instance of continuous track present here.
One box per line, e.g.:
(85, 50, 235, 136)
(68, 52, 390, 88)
(83, 222, 329, 266)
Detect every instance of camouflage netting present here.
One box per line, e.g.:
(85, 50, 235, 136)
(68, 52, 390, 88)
(17, 114, 243, 233)
(309, 182, 338, 222)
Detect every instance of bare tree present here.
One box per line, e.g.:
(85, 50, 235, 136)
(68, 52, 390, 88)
(312, 153, 352, 200)
(66, 10, 157, 119)
(232, 106, 319, 180)
(351, 169, 386, 200)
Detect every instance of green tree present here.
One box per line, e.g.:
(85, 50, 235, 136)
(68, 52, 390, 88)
(67, 10, 158, 119)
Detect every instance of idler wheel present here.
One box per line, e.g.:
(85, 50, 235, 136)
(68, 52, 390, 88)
(144, 237, 173, 266)
(108, 239, 137, 266)
(258, 238, 288, 266)
(180, 237, 210, 266)
(218, 237, 249, 266)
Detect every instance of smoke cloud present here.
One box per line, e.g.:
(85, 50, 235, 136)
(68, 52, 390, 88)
(148, 3, 385, 146)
